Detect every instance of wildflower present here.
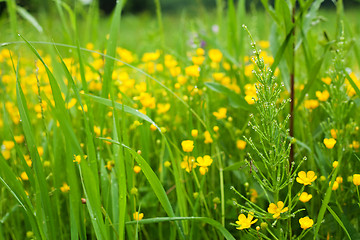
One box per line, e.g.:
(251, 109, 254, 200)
(236, 140, 246, 150)
(321, 77, 331, 85)
(299, 217, 314, 230)
(352, 140, 359, 149)
(296, 171, 317, 185)
(73, 155, 82, 164)
(105, 161, 114, 171)
(192, 56, 205, 65)
(208, 49, 223, 63)
(150, 124, 157, 131)
(133, 212, 144, 221)
(323, 138, 336, 149)
(1, 150, 11, 160)
(213, 126, 219, 132)
(196, 48, 205, 56)
(157, 103, 171, 114)
(330, 181, 339, 190)
(213, 108, 227, 120)
(212, 72, 225, 81)
(249, 188, 258, 203)
(267, 201, 288, 218)
(258, 40, 270, 49)
(336, 176, 343, 184)
(196, 155, 213, 175)
(181, 140, 194, 152)
(14, 135, 24, 144)
(60, 183, 70, 193)
(353, 174, 360, 186)
(164, 161, 171, 167)
(2, 140, 15, 150)
(332, 161, 338, 168)
(191, 129, 198, 137)
(185, 65, 200, 77)
(304, 99, 319, 110)
(245, 94, 258, 105)
(330, 129, 337, 139)
(133, 165, 141, 174)
(235, 212, 258, 230)
(181, 156, 196, 172)
(20, 172, 29, 181)
(204, 131, 213, 144)
(315, 90, 330, 101)
(299, 192, 312, 203)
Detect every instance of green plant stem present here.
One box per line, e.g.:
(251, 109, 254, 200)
(216, 146, 225, 227)
(154, 0, 165, 50)
(313, 146, 342, 238)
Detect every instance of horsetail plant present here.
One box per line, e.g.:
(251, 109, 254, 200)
(231, 26, 307, 239)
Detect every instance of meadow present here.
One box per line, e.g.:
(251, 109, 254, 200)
(0, 0, 360, 239)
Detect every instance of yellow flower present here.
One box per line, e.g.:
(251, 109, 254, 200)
(157, 103, 171, 114)
(204, 131, 213, 144)
(296, 171, 317, 186)
(332, 161, 338, 168)
(208, 49, 223, 63)
(196, 155, 213, 175)
(14, 135, 24, 144)
(304, 99, 319, 110)
(352, 174, 360, 186)
(133, 212, 144, 221)
(181, 140, 194, 152)
(213, 108, 227, 120)
(245, 94, 258, 105)
(1, 150, 11, 160)
(20, 172, 29, 181)
(299, 216, 314, 230)
(105, 161, 114, 171)
(196, 48, 205, 56)
(330, 129, 337, 139)
(315, 90, 330, 101)
(267, 201, 288, 219)
(258, 40, 270, 49)
(321, 77, 331, 85)
(352, 140, 359, 149)
(2, 140, 15, 150)
(236, 140, 246, 150)
(192, 56, 205, 65)
(181, 156, 197, 172)
(249, 188, 258, 203)
(133, 165, 141, 174)
(323, 138, 336, 149)
(191, 129, 198, 137)
(60, 183, 70, 193)
(299, 192, 312, 203)
(150, 124, 157, 131)
(235, 212, 258, 230)
(330, 180, 339, 190)
(185, 65, 200, 77)
(73, 155, 82, 164)
(336, 176, 343, 184)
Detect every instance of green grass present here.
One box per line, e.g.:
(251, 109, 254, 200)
(0, 1, 360, 239)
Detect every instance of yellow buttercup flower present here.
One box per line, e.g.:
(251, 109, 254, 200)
(315, 90, 330, 101)
(191, 129, 198, 138)
(299, 192, 312, 203)
(332, 161, 338, 168)
(181, 140, 194, 152)
(213, 107, 227, 120)
(321, 77, 331, 85)
(133, 165, 141, 174)
(323, 138, 336, 149)
(20, 172, 29, 181)
(2, 140, 15, 150)
(133, 212, 144, 221)
(299, 216, 314, 230)
(185, 65, 200, 77)
(60, 183, 70, 193)
(267, 201, 288, 219)
(352, 174, 360, 186)
(204, 131, 213, 144)
(181, 156, 196, 172)
(296, 171, 317, 186)
(196, 155, 213, 175)
(208, 49, 223, 63)
(235, 212, 258, 230)
(304, 99, 319, 110)
(236, 140, 246, 150)
(330, 129, 337, 139)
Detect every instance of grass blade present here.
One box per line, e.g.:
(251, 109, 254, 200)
(126, 217, 235, 240)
